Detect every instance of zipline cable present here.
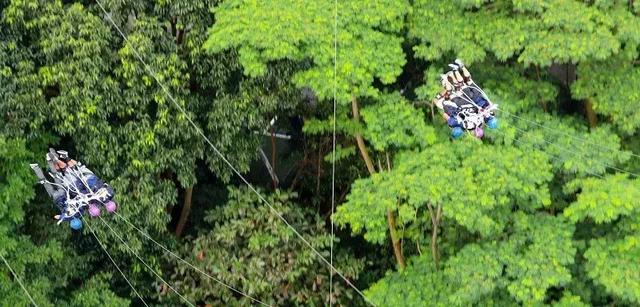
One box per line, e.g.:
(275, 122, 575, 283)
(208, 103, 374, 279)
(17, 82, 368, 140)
(63, 165, 269, 305)
(499, 109, 640, 161)
(94, 1, 375, 305)
(0, 253, 39, 306)
(505, 124, 640, 178)
(330, 0, 338, 305)
(111, 211, 272, 307)
(82, 216, 149, 307)
(96, 215, 194, 307)
(452, 86, 639, 177)
(454, 77, 640, 161)
(62, 166, 267, 305)
(492, 128, 605, 180)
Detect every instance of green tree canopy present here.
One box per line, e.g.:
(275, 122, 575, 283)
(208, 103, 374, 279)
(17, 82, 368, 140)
(205, 0, 408, 103)
(170, 187, 365, 306)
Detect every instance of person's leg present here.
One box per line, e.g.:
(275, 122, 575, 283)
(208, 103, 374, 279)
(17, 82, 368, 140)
(85, 175, 103, 193)
(47, 160, 67, 187)
(467, 87, 489, 108)
(474, 97, 490, 108)
(53, 191, 67, 211)
(444, 106, 460, 127)
(104, 184, 115, 201)
(448, 116, 460, 128)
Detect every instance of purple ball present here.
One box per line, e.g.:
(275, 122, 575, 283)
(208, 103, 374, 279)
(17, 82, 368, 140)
(475, 127, 484, 138)
(88, 204, 101, 217)
(105, 201, 117, 213)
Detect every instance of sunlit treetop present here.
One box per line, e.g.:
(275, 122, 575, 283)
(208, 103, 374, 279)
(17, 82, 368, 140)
(365, 213, 575, 305)
(205, 0, 409, 103)
(584, 235, 640, 304)
(360, 93, 438, 152)
(572, 51, 640, 134)
(563, 174, 640, 224)
(408, 0, 640, 66)
(334, 140, 553, 244)
(492, 113, 631, 179)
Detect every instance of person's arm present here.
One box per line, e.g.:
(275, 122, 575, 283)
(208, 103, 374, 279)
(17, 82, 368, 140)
(433, 95, 444, 110)
(53, 196, 66, 220)
(433, 94, 454, 124)
(54, 160, 67, 170)
(442, 112, 450, 121)
(442, 101, 462, 127)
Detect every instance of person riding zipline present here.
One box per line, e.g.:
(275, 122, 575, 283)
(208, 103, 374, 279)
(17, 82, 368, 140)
(433, 59, 498, 139)
(30, 149, 117, 230)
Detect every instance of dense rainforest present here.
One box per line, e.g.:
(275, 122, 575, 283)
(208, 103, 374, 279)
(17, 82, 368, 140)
(1, 0, 640, 306)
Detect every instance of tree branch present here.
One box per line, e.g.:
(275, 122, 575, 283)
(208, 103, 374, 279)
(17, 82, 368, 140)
(351, 96, 376, 174)
(175, 185, 194, 238)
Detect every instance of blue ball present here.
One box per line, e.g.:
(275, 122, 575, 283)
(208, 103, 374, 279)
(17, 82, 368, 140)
(70, 218, 83, 230)
(451, 127, 464, 139)
(487, 117, 498, 129)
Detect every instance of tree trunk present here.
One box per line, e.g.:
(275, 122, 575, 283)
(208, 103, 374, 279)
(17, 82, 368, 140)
(175, 185, 194, 238)
(585, 98, 598, 128)
(387, 209, 406, 269)
(536, 66, 548, 113)
(351, 95, 406, 268)
(351, 96, 376, 174)
(427, 203, 443, 268)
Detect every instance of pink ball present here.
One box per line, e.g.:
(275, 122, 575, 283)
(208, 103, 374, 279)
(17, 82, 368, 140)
(475, 127, 484, 138)
(105, 201, 117, 213)
(88, 204, 101, 217)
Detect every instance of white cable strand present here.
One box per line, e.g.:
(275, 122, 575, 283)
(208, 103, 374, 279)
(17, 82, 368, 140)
(452, 75, 640, 161)
(0, 253, 39, 306)
(95, 215, 194, 307)
(493, 129, 605, 179)
(500, 109, 640, 161)
(82, 216, 149, 307)
(112, 212, 271, 306)
(506, 125, 640, 178)
(445, 84, 640, 178)
(93, 1, 375, 305)
(330, 0, 338, 306)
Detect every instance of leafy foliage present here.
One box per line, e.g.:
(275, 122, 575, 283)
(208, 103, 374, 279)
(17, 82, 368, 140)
(367, 214, 575, 305)
(585, 235, 640, 304)
(409, 0, 639, 66)
(1, 0, 640, 305)
(334, 141, 553, 243)
(564, 174, 640, 223)
(494, 113, 631, 178)
(205, 0, 408, 103)
(170, 187, 365, 306)
(361, 93, 437, 152)
(0, 137, 128, 305)
(500, 213, 575, 303)
(68, 274, 131, 307)
(573, 53, 640, 134)
(552, 292, 589, 307)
